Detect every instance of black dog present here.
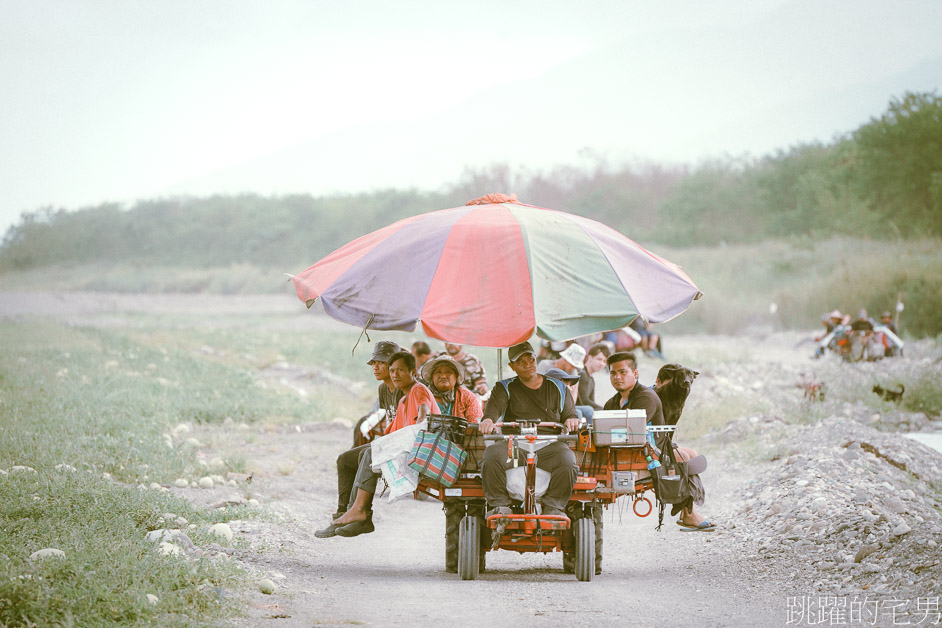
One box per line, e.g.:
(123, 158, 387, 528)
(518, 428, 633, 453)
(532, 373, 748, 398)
(872, 383, 905, 404)
(655, 363, 699, 425)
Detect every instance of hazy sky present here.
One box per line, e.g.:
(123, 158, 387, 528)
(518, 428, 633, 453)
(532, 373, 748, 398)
(2, 0, 941, 235)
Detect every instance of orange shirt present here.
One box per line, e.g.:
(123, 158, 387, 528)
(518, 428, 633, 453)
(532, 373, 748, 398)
(385, 382, 441, 434)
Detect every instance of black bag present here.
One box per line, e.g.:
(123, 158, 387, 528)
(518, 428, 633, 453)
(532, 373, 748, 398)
(650, 436, 693, 530)
(652, 464, 689, 504)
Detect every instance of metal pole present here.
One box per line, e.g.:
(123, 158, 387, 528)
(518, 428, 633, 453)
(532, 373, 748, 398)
(895, 292, 903, 331)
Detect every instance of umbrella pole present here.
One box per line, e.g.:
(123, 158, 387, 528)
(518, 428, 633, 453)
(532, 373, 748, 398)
(497, 348, 502, 381)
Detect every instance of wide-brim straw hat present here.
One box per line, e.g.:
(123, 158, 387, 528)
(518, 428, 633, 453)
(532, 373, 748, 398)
(421, 354, 467, 384)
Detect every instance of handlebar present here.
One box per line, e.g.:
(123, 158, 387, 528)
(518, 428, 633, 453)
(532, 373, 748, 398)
(483, 433, 578, 443)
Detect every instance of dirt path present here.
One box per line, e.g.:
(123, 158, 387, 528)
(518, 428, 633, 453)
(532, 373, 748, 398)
(196, 422, 788, 628)
(0, 292, 840, 626)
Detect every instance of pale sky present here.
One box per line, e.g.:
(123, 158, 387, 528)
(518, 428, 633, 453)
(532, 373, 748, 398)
(2, 0, 941, 235)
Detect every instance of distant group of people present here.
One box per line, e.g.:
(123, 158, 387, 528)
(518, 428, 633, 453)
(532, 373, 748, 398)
(815, 308, 903, 360)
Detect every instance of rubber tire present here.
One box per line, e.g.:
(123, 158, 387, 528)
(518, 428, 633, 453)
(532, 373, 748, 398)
(444, 504, 464, 573)
(458, 515, 481, 580)
(477, 516, 488, 573)
(562, 505, 581, 574)
(574, 517, 596, 582)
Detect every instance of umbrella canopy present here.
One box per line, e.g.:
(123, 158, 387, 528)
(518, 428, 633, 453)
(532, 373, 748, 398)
(293, 196, 701, 347)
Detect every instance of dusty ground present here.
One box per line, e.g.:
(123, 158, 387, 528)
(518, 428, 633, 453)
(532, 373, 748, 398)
(189, 421, 787, 628)
(4, 292, 940, 627)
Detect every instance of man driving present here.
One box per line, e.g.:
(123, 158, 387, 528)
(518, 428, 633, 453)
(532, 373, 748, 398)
(479, 341, 580, 518)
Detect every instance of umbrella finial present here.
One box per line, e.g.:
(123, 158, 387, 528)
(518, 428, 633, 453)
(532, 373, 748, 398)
(465, 193, 518, 206)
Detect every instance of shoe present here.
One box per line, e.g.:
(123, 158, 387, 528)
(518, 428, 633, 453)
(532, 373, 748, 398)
(676, 519, 714, 528)
(678, 521, 716, 532)
(486, 506, 512, 517)
(595, 565, 602, 576)
(541, 506, 568, 518)
(335, 518, 375, 537)
(315, 522, 341, 538)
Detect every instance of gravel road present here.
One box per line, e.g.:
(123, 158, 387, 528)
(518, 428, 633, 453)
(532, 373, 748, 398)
(6, 291, 939, 627)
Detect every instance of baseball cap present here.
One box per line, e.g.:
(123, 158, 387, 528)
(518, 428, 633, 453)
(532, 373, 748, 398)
(507, 341, 536, 363)
(543, 367, 579, 383)
(367, 340, 401, 364)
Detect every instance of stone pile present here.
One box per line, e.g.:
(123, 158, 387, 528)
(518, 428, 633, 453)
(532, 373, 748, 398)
(715, 417, 942, 597)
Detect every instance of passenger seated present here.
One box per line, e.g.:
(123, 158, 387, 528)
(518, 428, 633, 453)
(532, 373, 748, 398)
(850, 308, 875, 332)
(603, 352, 713, 531)
(318, 351, 439, 538)
(478, 341, 580, 519)
(317, 341, 402, 538)
(543, 367, 587, 422)
(420, 354, 483, 422)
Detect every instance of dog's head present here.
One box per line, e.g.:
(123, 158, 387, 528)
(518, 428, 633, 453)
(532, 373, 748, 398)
(655, 363, 699, 425)
(656, 363, 699, 395)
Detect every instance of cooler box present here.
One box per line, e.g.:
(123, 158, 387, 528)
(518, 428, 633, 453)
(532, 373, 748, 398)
(592, 409, 647, 447)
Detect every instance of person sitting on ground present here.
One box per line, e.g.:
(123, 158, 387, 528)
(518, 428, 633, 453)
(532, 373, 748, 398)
(850, 308, 875, 332)
(479, 341, 580, 519)
(642, 322, 664, 358)
(879, 311, 897, 335)
(603, 352, 713, 531)
(441, 343, 489, 397)
(320, 351, 440, 538)
(317, 341, 402, 538)
(420, 354, 483, 422)
(826, 310, 844, 334)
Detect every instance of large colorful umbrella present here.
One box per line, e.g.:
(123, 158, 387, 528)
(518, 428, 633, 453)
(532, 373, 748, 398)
(293, 195, 701, 347)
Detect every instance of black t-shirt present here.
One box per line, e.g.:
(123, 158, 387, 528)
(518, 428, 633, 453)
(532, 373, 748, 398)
(577, 369, 601, 410)
(602, 384, 665, 425)
(483, 376, 576, 429)
(378, 383, 403, 420)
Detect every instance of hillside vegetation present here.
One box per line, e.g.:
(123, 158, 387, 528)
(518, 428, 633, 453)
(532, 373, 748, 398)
(2, 92, 940, 336)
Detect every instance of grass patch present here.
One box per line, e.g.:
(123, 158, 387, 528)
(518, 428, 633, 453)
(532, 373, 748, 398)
(658, 236, 942, 336)
(0, 319, 361, 626)
(0, 472, 240, 627)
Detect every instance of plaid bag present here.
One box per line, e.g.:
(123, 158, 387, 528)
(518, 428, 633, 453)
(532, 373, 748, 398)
(408, 430, 467, 487)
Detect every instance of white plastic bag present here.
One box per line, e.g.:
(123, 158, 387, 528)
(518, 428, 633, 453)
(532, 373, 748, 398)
(370, 421, 426, 503)
(370, 420, 426, 467)
(377, 454, 420, 503)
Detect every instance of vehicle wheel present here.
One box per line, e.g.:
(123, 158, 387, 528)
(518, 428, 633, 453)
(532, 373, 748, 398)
(444, 504, 464, 573)
(562, 505, 582, 574)
(458, 515, 481, 580)
(574, 517, 595, 582)
(477, 515, 488, 573)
